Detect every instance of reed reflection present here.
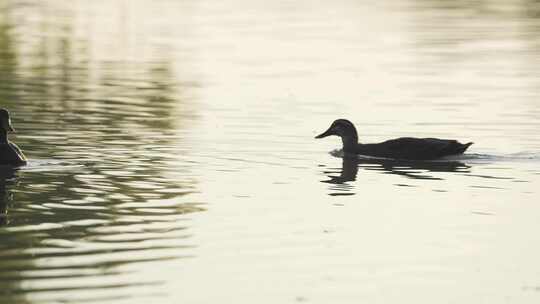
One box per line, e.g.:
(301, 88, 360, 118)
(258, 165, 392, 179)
(0, 1, 203, 302)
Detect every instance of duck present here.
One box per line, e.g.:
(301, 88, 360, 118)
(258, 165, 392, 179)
(0, 109, 27, 167)
(315, 119, 473, 160)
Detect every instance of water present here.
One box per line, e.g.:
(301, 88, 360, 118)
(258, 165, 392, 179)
(1, 0, 540, 303)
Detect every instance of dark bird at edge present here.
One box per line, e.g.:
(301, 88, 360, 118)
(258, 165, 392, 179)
(315, 119, 473, 160)
(0, 109, 27, 167)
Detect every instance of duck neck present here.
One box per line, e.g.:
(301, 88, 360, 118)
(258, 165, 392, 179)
(341, 134, 358, 153)
(0, 129, 8, 144)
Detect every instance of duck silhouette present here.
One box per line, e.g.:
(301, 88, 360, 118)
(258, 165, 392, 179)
(316, 119, 472, 160)
(0, 109, 27, 167)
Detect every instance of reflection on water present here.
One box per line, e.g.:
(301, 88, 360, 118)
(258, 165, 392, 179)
(322, 155, 471, 195)
(1, 0, 540, 303)
(0, 1, 203, 302)
(325, 156, 472, 183)
(0, 167, 17, 226)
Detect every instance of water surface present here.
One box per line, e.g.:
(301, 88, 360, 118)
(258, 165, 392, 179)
(1, 0, 540, 303)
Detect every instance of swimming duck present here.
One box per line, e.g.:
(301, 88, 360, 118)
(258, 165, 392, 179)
(316, 119, 473, 160)
(0, 109, 27, 167)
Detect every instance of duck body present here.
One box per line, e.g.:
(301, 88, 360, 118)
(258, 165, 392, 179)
(316, 119, 472, 160)
(355, 137, 472, 160)
(0, 141, 27, 167)
(0, 109, 27, 167)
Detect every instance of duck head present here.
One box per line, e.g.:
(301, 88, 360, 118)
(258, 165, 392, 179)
(315, 119, 359, 152)
(0, 109, 14, 132)
(315, 119, 358, 139)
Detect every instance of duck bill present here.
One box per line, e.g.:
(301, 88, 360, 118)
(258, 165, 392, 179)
(315, 127, 334, 139)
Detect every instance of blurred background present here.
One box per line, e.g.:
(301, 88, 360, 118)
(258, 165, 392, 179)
(1, 0, 540, 303)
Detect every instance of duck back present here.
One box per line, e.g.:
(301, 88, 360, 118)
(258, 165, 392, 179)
(356, 137, 473, 160)
(0, 142, 27, 166)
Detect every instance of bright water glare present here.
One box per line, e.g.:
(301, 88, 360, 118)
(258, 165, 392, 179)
(1, 0, 540, 303)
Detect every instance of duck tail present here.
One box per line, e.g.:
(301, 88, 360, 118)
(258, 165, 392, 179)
(458, 142, 473, 154)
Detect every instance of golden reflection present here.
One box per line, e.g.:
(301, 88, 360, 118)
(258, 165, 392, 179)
(0, 1, 202, 302)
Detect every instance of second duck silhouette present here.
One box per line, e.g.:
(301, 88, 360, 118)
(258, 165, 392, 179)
(0, 109, 27, 167)
(315, 119, 472, 160)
